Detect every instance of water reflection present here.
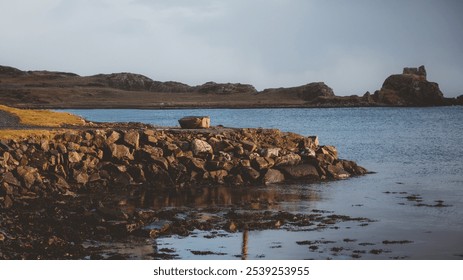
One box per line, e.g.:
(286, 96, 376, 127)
(128, 185, 322, 210)
(242, 228, 249, 260)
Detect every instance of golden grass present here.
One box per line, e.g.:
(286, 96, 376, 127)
(0, 104, 85, 127)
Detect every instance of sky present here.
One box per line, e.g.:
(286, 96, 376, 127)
(1, 0, 462, 97)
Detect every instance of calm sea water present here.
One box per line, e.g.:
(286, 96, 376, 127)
(59, 107, 463, 259)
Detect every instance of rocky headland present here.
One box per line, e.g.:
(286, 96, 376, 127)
(0, 64, 461, 108)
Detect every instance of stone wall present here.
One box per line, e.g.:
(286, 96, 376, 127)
(0, 128, 367, 209)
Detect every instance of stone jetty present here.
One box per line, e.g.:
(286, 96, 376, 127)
(0, 126, 367, 209)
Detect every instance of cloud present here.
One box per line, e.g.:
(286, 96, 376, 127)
(1, 0, 462, 96)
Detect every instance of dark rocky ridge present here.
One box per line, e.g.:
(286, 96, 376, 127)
(260, 82, 334, 101)
(0, 127, 367, 210)
(0, 64, 460, 108)
(373, 65, 446, 106)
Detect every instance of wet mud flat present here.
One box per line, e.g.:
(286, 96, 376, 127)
(1, 183, 429, 260)
(0, 184, 369, 259)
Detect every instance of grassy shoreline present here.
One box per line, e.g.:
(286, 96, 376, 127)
(0, 104, 85, 139)
(0, 104, 85, 127)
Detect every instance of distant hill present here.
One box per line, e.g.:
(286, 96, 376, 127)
(0, 65, 460, 108)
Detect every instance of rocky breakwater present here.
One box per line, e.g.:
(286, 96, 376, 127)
(0, 127, 367, 209)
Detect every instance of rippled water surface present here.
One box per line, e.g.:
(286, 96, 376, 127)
(61, 107, 463, 259)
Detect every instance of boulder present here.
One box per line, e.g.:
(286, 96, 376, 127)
(56, 143, 67, 154)
(261, 148, 280, 158)
(186, 157, 207, 172)
(1, 182, 14, 195)
(40, 140, 50, 152)
(54, 174, 71, 190)
(234, 145, 245, 156)
(240, 159, 251, 167)
(150, 156, 169, 170)
(93, 133, 106, 148)
(16, 166, 42, 189)
(113, 172, 133, 186)
(63, 131, 82, 143)
(127, 165, 146, 182)
(241, 166, 261, 181)
(2, 195, 13, 209)
(325, 163, 350, 179)
(274, 153, 301, 166)
(263, 169, 285, 185)
(139, 146, 164, 158)
(67, 151, 82, 163)
(206, 160, 233, 171)
(178, 116, 210, 129)
(229, 174, 244, 186)
(341, 160, 367, 176)
(164, 143, 182, 157)
(2, 172, 21, 187)
(88, 173, 102, 183)
(278, 164, 319, 179)
(123, 130, 140, 149)
(209, 170, 228, 184)
(73, 171, 89, 184)
(109, 144, 134, 161)
(252, 156, 274, 171)
(106, 131, 121, 145)
(147, 164, 174, 187)
(218, 140, 235, 153)
(318, 146, 338, 159)
(241, 140, 257, 153)
(301, 136, 319, 151)
(191, 139, 213, 156)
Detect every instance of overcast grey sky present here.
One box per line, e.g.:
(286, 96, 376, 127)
(1, 0, 462, 96)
